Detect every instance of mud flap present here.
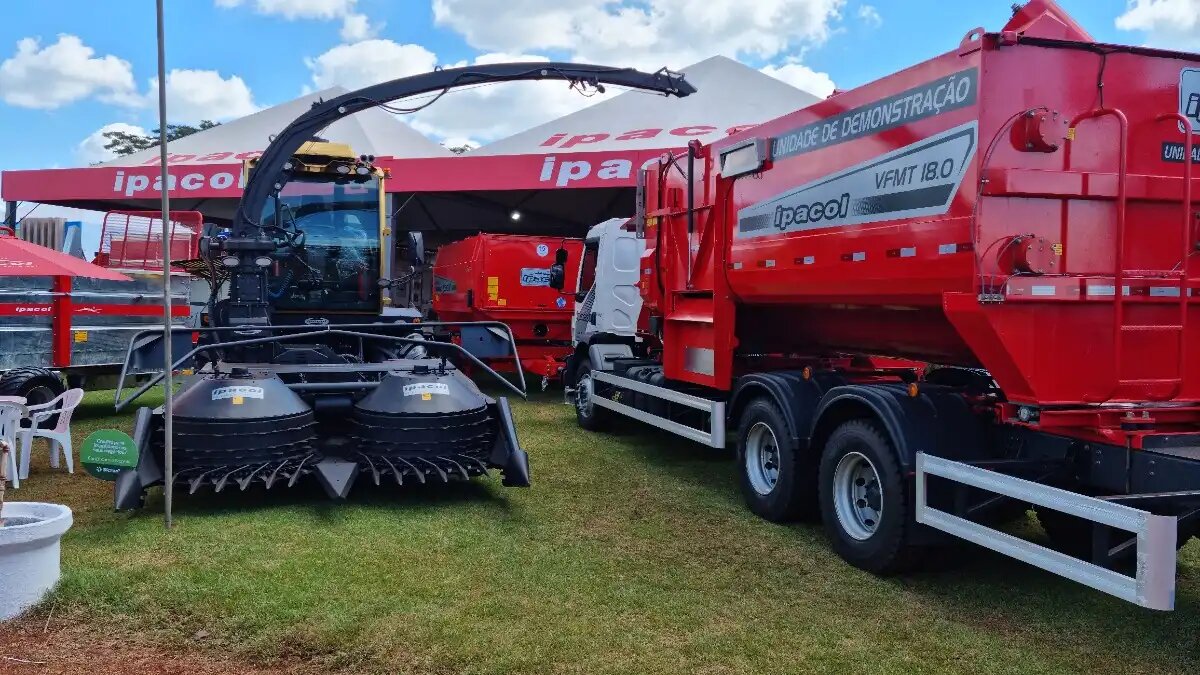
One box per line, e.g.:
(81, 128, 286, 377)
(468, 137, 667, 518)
(113, 406, 164, 511)
(489, 397, 530, 487)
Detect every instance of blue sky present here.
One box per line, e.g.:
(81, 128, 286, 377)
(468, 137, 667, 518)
(0, 1, 1186, 177)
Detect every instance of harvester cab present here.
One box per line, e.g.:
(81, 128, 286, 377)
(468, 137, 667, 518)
(110, 61, 696, 509)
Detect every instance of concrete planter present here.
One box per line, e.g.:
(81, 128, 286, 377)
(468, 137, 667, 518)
(0, 502, 72, 621)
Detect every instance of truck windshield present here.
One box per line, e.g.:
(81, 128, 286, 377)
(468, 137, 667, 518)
(262, 176, 382, 314)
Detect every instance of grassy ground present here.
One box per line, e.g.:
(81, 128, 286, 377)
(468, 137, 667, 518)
(8, 388, 1200, 674)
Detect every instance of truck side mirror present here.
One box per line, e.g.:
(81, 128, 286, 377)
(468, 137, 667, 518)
(407, 231, 426, 268)
(548, 247, 568, 290)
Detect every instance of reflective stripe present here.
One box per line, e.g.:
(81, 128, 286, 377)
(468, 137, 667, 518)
(852, 251, 866, 262)
(765, 259, 776, 268)
(1150, 287, 1182, 297)
(1031, 285, 1056, 297)
(732, 262, 743, 270)
(900, 247, 916, 258)
(1088, 285, 1132, 297)
(802, 256, 815, 265)
(938, 243, 957, 255)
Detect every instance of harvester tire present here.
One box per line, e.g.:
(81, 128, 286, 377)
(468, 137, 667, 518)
(573, 362, 611, 432)
(818, 419, 923, 575)
(0, 366, 65, 405)
(737, 398, 815, 522)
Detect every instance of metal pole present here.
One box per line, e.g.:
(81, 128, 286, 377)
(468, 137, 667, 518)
(155, 0, 174, 529)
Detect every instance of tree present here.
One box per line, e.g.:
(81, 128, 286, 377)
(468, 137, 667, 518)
(446, 144, 473, 155)
(102, 120, 220, 157)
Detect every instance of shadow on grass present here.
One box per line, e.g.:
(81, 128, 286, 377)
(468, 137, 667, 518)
(594, 419, 1200, 671)
(134, 474, 516, 521)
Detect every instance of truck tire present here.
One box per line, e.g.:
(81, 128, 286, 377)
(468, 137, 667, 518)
(737, 398, 815, 522)
(573, 362, 612, 432)
(818, 419, 922, 574)
(0, 367, 66, 407)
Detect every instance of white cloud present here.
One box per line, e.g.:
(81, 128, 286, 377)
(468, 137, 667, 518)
(432, 0, 845, 72)
(760, 62, 836, 97)
(217, 0, 379, 42)
(857, 4, 881, 28)
(150, 69, 261, 123)
(304, 43, 606, 143)
(306, 40, 438, 91)
(216, 0, 356, 19)
(340, 13, 380, 41)
(0, 34, 138, 109)
(77, 122, 149, 164)
(1116, 0, 1200, 49)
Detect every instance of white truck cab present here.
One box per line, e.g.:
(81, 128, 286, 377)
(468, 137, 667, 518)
(572, 218, 645, 346)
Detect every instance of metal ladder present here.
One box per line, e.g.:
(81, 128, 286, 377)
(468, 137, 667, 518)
(1072, 109, 1192, 401)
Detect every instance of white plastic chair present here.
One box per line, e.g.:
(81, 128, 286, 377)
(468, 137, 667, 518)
(0, 401, 29, 489)
(17, 388, 84, 480)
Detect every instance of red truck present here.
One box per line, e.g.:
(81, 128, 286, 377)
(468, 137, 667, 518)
(552, 0, 1200, 609)
(433, 233, 583, 383)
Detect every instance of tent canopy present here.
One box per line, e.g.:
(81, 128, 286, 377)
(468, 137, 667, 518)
(4, 57, 822, 244)
(384, 56, 820, 243)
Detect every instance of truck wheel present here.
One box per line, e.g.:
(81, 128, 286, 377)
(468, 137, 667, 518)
(0, 367, 66, 407)
(573, 362, 611, 431)
(737, 398, 814, 522)
(818, 420, 922, 574)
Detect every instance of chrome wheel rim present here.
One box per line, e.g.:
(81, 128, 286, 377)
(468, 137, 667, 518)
(575, 371, 595, 419)
(745, 422, 781, 496)
(833, 451, 883, 541)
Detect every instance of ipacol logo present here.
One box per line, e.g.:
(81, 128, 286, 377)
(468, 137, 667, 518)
(14, 305, 50, 314)
(1180, 68, 1200, 133)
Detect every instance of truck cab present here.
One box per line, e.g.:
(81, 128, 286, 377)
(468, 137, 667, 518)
(570, 218, 646, 346)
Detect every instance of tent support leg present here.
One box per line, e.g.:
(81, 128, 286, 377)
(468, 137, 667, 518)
(4, 201, 15, 230)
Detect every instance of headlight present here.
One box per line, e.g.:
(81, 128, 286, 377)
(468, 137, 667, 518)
(221, 255, 239, 268)
(254, 256, 272, 267)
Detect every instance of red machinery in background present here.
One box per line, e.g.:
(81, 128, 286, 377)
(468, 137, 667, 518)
(0, 210, 196, 404)
(433, 233, 582, 383)
(556, 0, 1200, 610)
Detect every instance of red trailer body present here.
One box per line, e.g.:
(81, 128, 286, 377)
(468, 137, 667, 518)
(647, 6, 1200, 416)
(565, 1, 1200, 609)
(434, 234, 582, 380)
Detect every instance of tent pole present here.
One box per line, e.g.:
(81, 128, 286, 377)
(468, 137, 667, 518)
(155, 0, 174, 530)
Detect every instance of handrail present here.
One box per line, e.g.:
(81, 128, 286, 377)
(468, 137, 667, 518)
(1066, 108, 1131, 401)
(114, 320, 528, 410)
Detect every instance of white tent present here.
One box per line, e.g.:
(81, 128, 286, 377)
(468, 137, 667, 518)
(473, 56, 820, 157)
(102, 87, 450, 168)
(388, 56, 822, 241)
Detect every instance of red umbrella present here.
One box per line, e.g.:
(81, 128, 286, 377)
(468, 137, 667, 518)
(0, 228, 130, 281)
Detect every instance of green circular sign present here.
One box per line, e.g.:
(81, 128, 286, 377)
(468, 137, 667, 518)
(80, 429, 139, 481)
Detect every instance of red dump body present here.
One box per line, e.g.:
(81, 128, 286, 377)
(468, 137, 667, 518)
(433, 234, 582, 378)
(646, 7, 1200, 411)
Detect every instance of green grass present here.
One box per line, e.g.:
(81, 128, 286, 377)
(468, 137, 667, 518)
(11, 388, 1200, 674)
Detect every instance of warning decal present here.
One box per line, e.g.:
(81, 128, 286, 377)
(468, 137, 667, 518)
(737, 121, 977, 239)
